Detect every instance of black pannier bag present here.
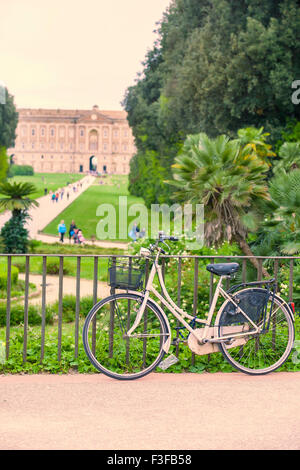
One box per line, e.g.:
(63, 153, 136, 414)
(220, 287, 273, 327)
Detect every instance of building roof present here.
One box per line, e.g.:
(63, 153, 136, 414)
(16, 107, 128, 123)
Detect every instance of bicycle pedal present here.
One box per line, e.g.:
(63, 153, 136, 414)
(158, 354, 179, 370)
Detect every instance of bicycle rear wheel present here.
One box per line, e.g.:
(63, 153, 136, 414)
(217, 290, 294, 375)
(82, 292, 169, 380)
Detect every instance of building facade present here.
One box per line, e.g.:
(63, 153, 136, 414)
(7, 105, 136, 174)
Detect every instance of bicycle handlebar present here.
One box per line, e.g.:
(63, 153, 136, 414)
(147, 233, 179, 255)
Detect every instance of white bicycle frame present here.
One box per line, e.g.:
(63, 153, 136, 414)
(126, 248, 263, 345)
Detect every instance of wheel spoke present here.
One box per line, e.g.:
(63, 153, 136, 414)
(218, 291, 294, 374)
(83, 294, 168, 379)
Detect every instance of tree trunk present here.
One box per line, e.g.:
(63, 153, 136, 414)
(234, 234, 270, 278)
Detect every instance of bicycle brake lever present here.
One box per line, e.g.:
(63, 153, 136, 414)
(162, 240, 170, 251)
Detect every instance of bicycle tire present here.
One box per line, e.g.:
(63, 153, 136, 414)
(216, 289, 295, 375)
(82, 292, 170, 380)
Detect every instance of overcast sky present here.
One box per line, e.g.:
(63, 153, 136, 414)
(0, 0, 171, 110)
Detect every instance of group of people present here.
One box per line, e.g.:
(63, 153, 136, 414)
(128, 223, 146, 242)
(49, 182, 84, 203)
(50, 189, 69, 202)
(58, 219, 85, 245)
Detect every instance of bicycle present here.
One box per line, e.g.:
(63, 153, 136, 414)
(82, 233, 295, 380)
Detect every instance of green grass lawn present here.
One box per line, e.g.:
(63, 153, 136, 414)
(5, 173, 84, 200)
(43, 175, 151, 242)
(6, 241, 125, 282)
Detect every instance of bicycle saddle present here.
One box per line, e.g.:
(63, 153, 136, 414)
(206, 263, 240, 276)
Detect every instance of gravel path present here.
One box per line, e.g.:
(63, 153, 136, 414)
(18, 273, 110, 304)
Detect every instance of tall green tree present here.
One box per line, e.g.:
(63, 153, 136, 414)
(0, 87, 18, 149)
(169, 132, 270, 274)
(0, 86, 18, 182)
(0, 182, 38, 253)
(124, 0, 300, 206)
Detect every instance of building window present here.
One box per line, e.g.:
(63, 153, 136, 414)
(31, 128, 35, 136)
(124, 129, 128, 137)
(59, 127, 65, 138)
(80, 128, 84, 137)
(60, 143, 64, 150)
(103, 129, 108, 137)
(41, 127, 45, 136)
(113, 129, 118, 137)
(32, 143, 35, 149)
(89, 129, 98, 151)
(50, 128, 55, 137)
(41, 155, 44, 159)
(103, 143, 107, 151)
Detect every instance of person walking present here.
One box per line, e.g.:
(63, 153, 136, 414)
(69, 220, 77, 243)
(58, 220, 67, 243)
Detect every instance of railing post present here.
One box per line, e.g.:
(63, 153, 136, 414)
(175, 257, 182, 358)
(40, 256, 47, 363)
(22, 256, 30, 363)
(74, 256, 81, 359)
(57, 256, 64, 362)
(289, 258, 294, 303)
(92, 256, 98, 356)
(5, 256, 12, 360)
(109, 256, 116, 358)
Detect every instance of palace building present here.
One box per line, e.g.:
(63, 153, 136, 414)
(7, 105, 136, 174)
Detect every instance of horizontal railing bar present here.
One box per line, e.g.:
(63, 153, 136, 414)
(1, 253, 300, 260)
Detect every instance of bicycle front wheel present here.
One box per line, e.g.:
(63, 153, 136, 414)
(82, 292, 169, 380)
(217, 291, 295, 375)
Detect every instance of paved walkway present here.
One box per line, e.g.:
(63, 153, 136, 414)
(0, 372, 299, 450)
(0, 174, 129, 250)
(0, 175, 94, 238)
(18, 273, 110, 305)
(35, 233, 128, 250)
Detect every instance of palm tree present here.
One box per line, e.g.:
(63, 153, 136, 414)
(0, 181, 39, 215)
(169, 133, 270, 275)
(273, 142, 300, 173)
(0, 181, 39, 253)
(265, 169, 300, 255)
(236, 127, 276, 164)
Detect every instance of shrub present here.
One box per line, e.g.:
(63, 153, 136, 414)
(79, 296, 94, 317)
(52, 295, 94, 322)
(8, 164, 34, 176)
(0, 303, 54, 326)
(46, 258, 72, 275)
